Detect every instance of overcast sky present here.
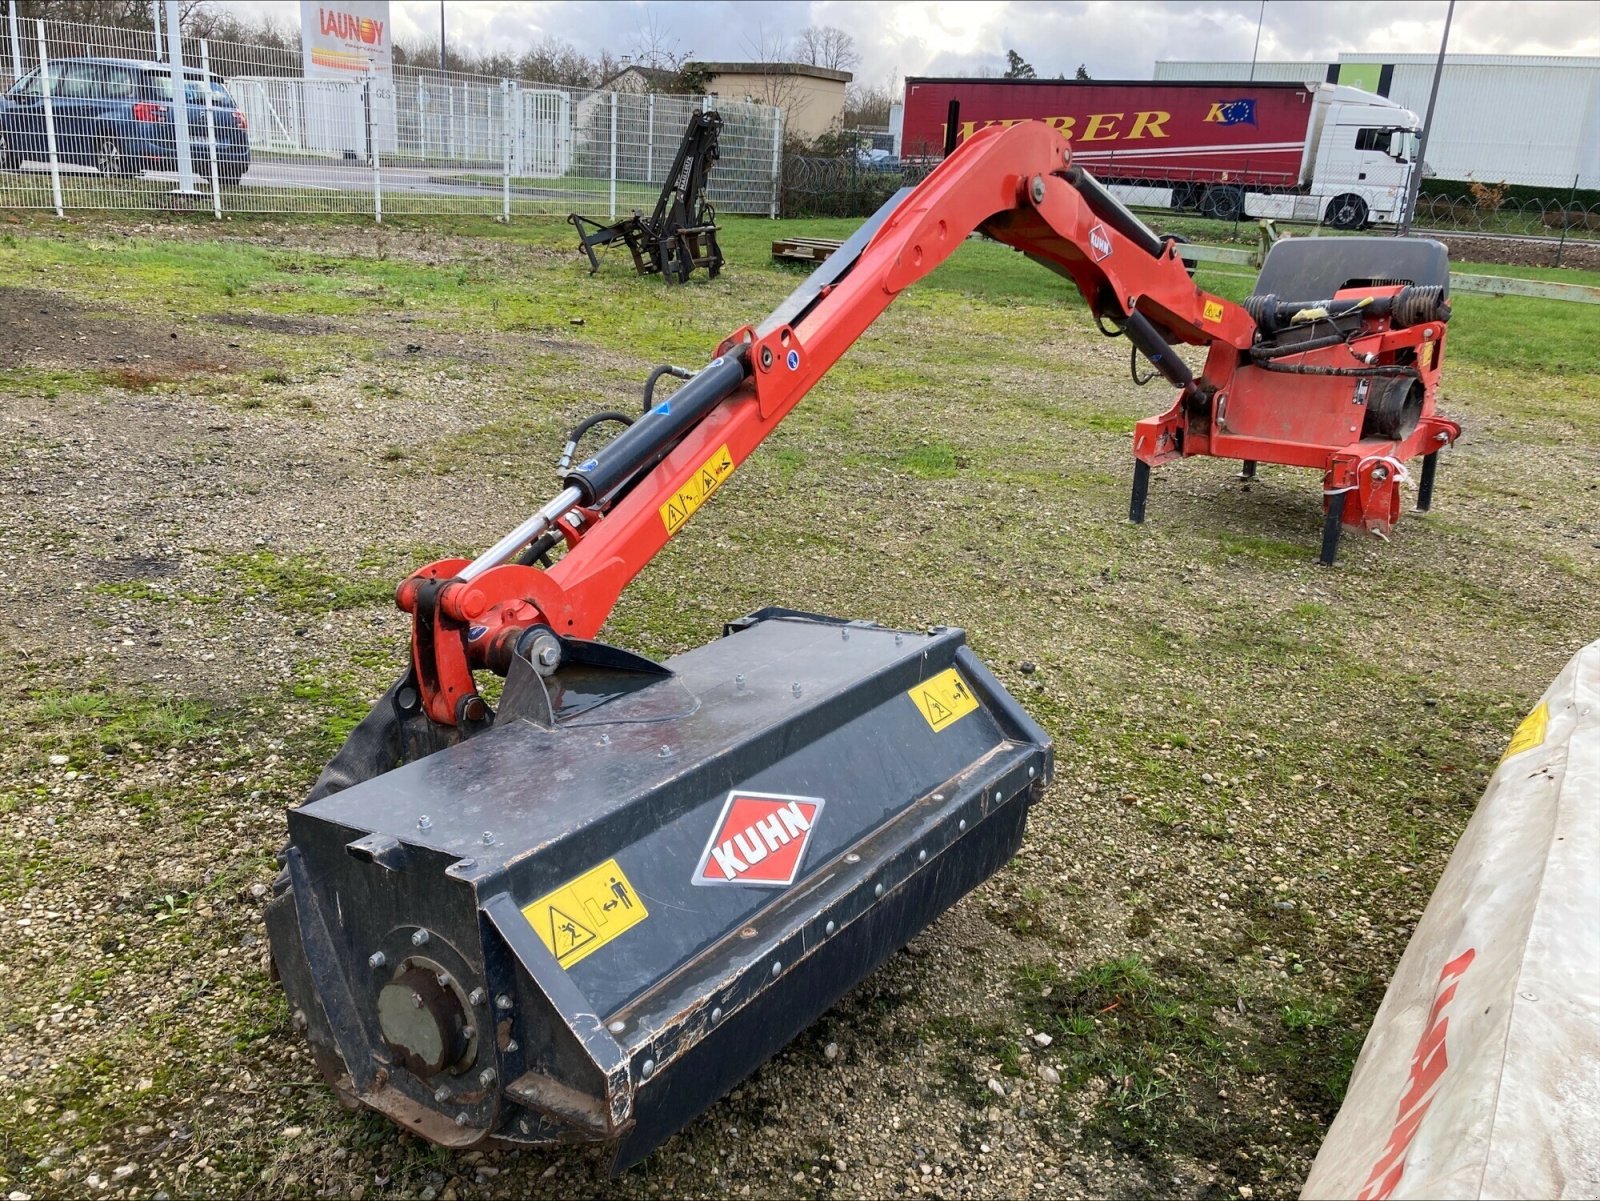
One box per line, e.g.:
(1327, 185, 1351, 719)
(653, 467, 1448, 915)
(346, 1, 1600, 89)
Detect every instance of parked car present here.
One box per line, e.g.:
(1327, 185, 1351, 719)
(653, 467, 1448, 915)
(0, 57, 251, 184)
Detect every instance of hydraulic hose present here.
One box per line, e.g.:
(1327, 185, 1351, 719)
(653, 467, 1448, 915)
(558, 410, 635, 472)
(643, 364, 696, 413)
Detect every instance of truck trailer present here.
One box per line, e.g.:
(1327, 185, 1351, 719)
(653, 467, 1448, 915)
(901, 78, 1422, 229)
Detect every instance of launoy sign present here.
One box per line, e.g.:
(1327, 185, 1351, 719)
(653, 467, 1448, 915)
(692, 792, 825, 887)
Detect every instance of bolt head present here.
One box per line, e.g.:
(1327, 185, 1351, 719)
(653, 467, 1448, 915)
(411, 928, 430, 946)
(825, 920, 836, 936)
(496, 994, 512, 1010)
(479, 1067, 497, 1087)
(368, 951, 387, 970)
(608, 1020, 626, 1034)
(455, 1112, 469, 1127)
(1030, 176, 1047, 203)
(770, 961, 782, 977)
(434, 1086, 449, 1103)
(537, 643, 560, 667)
(436, 972, 452, 989)
(874, 883, 885, 899)
(659, 744, 671, 757)
(417, 815, 431, 831)
(792, 682, 802, 697)
(469, 988, 486, 1006)
(641, 1058, 656, 1079)
(481, 830, 495, 845)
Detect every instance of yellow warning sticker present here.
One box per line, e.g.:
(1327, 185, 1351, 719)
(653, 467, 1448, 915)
(1501, 702, 1549, 761)
(1203, 300, 1225, 323)
(660, 443, 736, 537)
(523, 858, 648, 970)
(909, 667, 980, 733)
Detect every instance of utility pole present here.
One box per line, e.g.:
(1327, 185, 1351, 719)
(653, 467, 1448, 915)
(438, 1, 445, 75)
(1399, 0, 1454, 235)
(1249, 0, 1265, 81)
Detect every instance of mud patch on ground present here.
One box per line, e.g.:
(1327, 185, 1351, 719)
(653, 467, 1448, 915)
(2, 286, 251, 379)
(1430, 234, 1600, 271)
(207, 311, 347, 337)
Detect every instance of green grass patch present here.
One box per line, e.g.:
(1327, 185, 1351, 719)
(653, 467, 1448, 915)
(218, 549, 392, 613)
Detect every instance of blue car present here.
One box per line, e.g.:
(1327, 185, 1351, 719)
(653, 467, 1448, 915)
(0, 56, 251, 184)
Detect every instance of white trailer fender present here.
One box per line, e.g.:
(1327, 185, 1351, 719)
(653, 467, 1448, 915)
(1302, 640, 1600, 1201)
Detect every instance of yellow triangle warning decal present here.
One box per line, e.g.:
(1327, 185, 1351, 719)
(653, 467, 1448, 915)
(524, 858, 649, 970)
(659, 443, 737, 538)
(547, 906, 597, 961)
(909, 667, 980, 732)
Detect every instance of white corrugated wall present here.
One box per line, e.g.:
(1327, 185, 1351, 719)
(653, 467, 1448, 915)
(1153, 56, 1600, 187)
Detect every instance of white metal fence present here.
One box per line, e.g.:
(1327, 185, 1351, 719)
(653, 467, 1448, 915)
(0, 18, 783, 221)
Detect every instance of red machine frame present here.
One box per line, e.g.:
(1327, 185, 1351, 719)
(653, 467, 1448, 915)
(395, 121, 1457, 730)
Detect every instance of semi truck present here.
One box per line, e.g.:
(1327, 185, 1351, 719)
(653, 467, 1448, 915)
(900, 78, 1422, 229)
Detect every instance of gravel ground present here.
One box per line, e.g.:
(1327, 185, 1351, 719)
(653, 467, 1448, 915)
(1, 214, 1596, 1201)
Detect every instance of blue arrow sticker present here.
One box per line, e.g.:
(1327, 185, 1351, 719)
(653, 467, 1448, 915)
(655, 401, 671, 415)
(577, 458, 598, 473)
(467, 625, 487, 642)
(786, 349, 800, 371)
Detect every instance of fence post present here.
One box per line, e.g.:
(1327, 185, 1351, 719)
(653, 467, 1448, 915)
(646, 93, 654, 181)
(447, 81, 456, 160)
(366, 64, 382, 224)
(501, 78, 512, 223)
(7, 2, 22, 84)
(200, 40, 222, 219)
(163, 0, 196, 196)
(769, 105, 783, 219)
(1556, 173, 1578, 268)
(608, 91, 617, 221)
(34, 20, 62, 217)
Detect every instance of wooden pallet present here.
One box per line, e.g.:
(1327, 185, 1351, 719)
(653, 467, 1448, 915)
(771, 236, 845, 264)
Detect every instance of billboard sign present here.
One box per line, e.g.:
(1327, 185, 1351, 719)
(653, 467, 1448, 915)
(299, 1, 393, 79)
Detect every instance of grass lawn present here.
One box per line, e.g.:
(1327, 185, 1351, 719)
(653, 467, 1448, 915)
(0, 206, 1595, 1199)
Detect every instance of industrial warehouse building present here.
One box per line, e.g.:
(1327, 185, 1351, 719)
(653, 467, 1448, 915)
(1153, 54, 1600, 189)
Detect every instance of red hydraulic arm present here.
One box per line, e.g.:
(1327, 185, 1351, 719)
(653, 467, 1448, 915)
(397, 121, 1255, 728)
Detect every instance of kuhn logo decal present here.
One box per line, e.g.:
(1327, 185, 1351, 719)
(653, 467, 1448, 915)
(692, 792, 825, 887)
(1088, 224, 1113, 261)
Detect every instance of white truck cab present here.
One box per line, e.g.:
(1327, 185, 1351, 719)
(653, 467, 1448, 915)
(1248, 85, 1421, 229)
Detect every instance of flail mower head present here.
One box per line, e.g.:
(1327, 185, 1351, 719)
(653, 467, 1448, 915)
(267, 612, 1050, 1170)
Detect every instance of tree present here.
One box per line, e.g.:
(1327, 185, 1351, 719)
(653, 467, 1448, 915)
(631, 11, 692, 72)
(1075, 63, 1091, 80)
(1004, 49, 1036, 79)
(796, 25, 860, 72)
(736, 25, 807, 118)
(844, 73, 898, 128)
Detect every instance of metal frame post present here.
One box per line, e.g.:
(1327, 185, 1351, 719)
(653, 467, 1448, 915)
(150, 0, 162, 62)
(608, 91, 617, 220)
(164, 0, 196, 195)
(646, 93, 654, 181)
(500, 78, 512, 222)
(200, 40, 222, 218)
(769, 104, 783, 218)
(34, 20, 62, 217)
(367, 65, 382, 223)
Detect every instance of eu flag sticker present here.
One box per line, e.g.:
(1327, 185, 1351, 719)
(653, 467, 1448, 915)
(1207, 98, 1257, 126)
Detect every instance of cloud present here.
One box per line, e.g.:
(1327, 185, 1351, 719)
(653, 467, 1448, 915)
(276, 0, 1599, 90)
